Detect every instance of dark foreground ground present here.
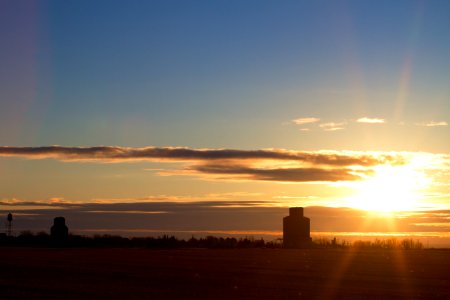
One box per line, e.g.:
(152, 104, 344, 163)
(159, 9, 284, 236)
(0, 248, 448, 299)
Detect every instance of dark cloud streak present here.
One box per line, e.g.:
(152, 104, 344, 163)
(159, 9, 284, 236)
(191, 164, 370, 182)
(0, 146, 404, 166)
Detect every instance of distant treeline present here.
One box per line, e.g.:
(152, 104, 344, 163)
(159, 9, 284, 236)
(0, 231, 274, 248)
(0, 231, 423, 250)
(313, 236, 424, 250)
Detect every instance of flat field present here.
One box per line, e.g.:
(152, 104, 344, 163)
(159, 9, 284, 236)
(0, 248, 448, 299)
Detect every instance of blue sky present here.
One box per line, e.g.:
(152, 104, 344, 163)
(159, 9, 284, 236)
(1, 0, 448, 150)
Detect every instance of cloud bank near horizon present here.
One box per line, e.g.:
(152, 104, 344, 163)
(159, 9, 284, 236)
(1, 200, 449, 238)
(0, 146, 421, 183)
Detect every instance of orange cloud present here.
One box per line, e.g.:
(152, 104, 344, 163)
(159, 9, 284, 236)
(416, 121, 448, 127)
(292, 117, 320, 125)
(356, 117, 385, 124)
(319, 122, 346, 131)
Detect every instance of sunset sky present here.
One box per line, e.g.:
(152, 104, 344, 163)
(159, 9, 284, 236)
(1, 1, 449, 242)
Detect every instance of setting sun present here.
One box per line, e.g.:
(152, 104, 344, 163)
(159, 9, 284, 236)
(347, 164, 429, 212)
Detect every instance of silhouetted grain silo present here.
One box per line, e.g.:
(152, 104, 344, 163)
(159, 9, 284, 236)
(51, 217, 69, 244)
(283, 207, 311, 248)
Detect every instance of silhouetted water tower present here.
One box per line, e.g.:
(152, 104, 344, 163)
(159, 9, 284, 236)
(6, 213, 13, 236)
(283, 207, 311, 248)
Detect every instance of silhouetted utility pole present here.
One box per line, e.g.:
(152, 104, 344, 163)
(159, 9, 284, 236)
(6, 213, 13, 236)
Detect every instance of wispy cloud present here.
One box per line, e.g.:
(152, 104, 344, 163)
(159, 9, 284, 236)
(356, 117, 385, 124)
(0, 192, 266, 208)
(0, 146, 410, 183)
(319, 122, 346, 131)
(416, 121, 448, 127)
(292, 117, 320, 125)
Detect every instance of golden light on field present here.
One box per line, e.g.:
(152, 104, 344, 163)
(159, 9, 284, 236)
(346, 163, 430, 213)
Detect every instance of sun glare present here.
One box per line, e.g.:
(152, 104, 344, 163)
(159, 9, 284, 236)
(347, 163, 429, 213)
